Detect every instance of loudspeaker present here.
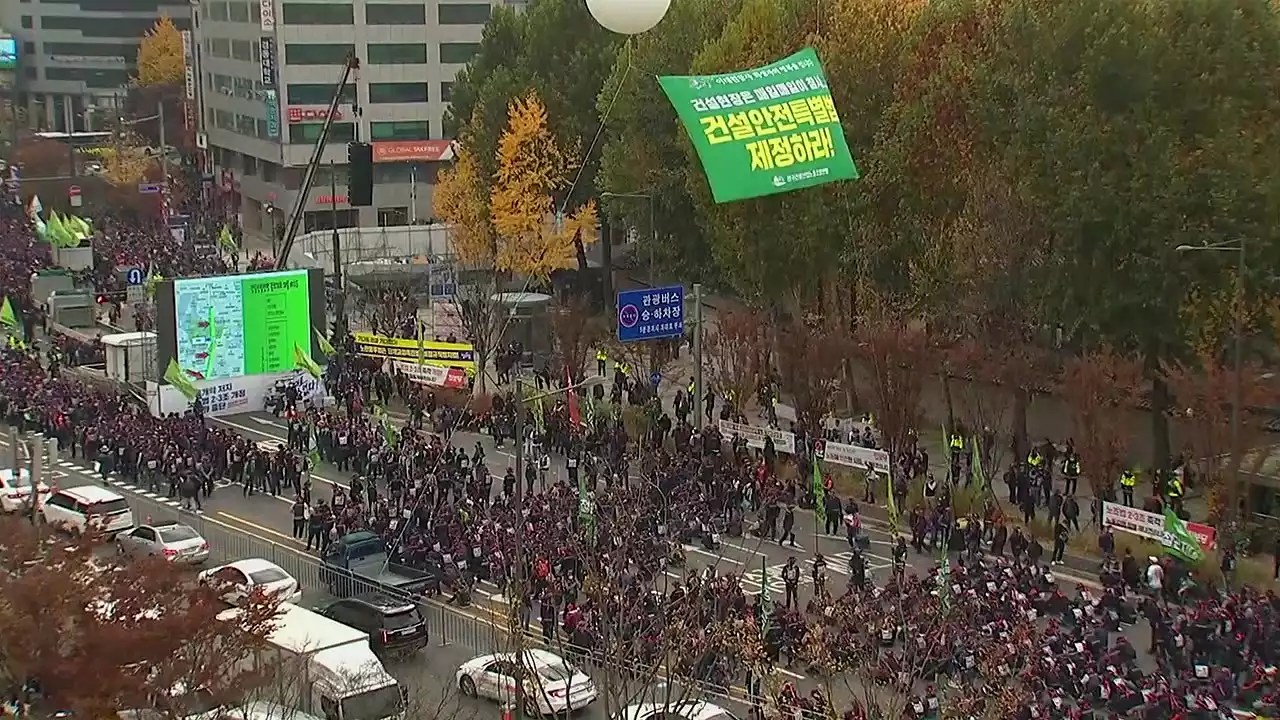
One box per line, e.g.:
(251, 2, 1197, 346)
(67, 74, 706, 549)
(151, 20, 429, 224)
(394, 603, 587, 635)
(347, 142, 373, 206)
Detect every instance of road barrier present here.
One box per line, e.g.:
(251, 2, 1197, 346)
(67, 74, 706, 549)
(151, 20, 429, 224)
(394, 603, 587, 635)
(120, 493, 758, 705)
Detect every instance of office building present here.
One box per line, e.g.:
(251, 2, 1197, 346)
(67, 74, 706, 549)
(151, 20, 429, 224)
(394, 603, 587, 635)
(195, 0, 511, 238)
(1, 0, 192, 131)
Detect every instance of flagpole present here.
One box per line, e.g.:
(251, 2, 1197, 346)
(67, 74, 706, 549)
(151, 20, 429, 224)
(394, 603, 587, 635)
(416, 317, 425, 365)
(409, 165, 417, 225)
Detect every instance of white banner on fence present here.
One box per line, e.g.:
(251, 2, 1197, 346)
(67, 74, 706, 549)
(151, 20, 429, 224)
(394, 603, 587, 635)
(1101, 501, 1217, 551)
(820, 440, 891, 476)
(718, 419, 796, 454)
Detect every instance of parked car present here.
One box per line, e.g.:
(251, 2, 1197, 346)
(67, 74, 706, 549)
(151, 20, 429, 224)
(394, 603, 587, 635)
(456, 649, 596, 716)
(0, 468, 50, 513)
(197, 558, 302, 605)
(319, 592, 429, 657)
(116, 521, 210, 564)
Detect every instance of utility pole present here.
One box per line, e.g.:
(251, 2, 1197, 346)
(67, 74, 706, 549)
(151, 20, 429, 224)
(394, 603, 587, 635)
(328, 161, 346, 335)
(692, 283, 704, 425)
(157, 100, 169, 196)
(511, 377, 528, 720)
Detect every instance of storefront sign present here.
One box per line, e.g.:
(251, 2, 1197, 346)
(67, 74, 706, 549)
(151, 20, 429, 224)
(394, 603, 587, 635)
(372, 140, 454, 163)
(717, 419, 797, 454)
(260, 37, 276, 86)
(184, 66, 195, 101)
(1102, 501, 1217, 551)
(264, 89, 280, 139)
(351, 332, 476, 370)
(287, 107, 342, 123)
(260, 0, 276, 31)
(315, 194, 347, 205)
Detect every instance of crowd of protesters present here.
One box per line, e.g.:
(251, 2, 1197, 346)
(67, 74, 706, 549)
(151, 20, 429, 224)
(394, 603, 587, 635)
(0, 191, 1279, 717)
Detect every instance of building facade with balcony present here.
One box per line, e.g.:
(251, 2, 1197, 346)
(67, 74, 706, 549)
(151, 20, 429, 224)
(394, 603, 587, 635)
(194, 0, 505, 242)
(1, 0, 192, 132)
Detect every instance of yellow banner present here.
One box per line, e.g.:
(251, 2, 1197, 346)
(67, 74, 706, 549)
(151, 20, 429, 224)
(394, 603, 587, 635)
(351, 332, 476, 371)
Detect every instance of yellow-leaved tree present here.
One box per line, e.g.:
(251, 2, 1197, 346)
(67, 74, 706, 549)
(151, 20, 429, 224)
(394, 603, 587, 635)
(136, 16, 185, 87)
(433, 136, 497, 265)
(489, 91, 597, 279)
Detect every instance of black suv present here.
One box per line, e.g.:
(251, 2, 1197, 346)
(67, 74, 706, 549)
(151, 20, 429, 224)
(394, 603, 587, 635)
(320, 593, 429, 657)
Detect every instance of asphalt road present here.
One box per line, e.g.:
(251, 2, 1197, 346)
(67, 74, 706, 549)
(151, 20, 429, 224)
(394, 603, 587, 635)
(2, 417, 1149, 714)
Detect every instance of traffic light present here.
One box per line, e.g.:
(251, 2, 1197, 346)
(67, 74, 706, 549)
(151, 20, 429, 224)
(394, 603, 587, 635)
(347, 142, 373, 207)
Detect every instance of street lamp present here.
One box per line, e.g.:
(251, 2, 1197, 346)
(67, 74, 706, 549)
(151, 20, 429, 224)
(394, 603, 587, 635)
(1175, 239, 1246, 527)
(601, 191, 655, 284)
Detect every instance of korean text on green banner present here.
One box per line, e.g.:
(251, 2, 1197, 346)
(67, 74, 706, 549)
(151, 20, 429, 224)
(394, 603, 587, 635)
(658, 48, 860, 204)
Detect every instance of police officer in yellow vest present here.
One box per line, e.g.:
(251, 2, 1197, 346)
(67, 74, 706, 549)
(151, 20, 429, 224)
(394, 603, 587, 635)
(1165, 472, 1184, 508)
(1062, 454, 1080, 496)
(687, 378, 695, 396)
(949, 433, 964, 459)
(1119, 468, 1138, 507)
(1027, 448, 1044, 471)
(596, 349, 608, 376)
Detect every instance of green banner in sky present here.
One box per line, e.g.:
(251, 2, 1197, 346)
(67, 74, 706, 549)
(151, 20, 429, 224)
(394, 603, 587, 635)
(658, 48, 860, 204)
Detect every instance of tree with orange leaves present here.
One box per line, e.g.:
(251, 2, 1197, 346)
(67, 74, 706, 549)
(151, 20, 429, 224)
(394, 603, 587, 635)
(0, 516, 280, 717)
(854, 306, 932, 461)
(775, 313, 847, 438)
(489, 92, 597, 280)
(1058, 347, 1144, 500)
(703, 308, 768, 419)
(136, 17, 185, 88)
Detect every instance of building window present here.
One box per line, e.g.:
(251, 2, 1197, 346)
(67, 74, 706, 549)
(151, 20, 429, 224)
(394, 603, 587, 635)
(365, 3, 424, 24)
(282, 3, 353, 24)
(236, 114, 257, 136)
(438, 3, 491, 24)
(45, 68, 131, 88)
(439, 42, 480, 65)
(211, 38, 231, 57)
(440, 82, 453, 102)
(24, 67, 37, 80)
(22, 42, 35, 55)
(377, 207, 409, 227)
(286, 83, 356, 105)
(370, 121, 430, 141)
(304, 209, 358, 234)
(229, 1, 250, 21)
(231, 39, 252, 60)
(207, 1, 229, 21)
(44, 42, 136, 57)
(284, 43, 354, 65)
(367, 43, 427, 65)
(368, 82, 428, 104)
(288, 122, 355, 144)
(20, 16, 33, 29)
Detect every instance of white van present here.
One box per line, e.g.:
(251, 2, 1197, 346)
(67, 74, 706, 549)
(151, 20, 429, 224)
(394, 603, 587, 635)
(222, 604, 406, 720)
(41, 485, 135, 536)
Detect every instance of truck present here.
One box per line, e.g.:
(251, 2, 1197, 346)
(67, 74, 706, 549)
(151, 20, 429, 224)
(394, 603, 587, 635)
(221, 603, 408, 720)
(320, 531, 439, 599)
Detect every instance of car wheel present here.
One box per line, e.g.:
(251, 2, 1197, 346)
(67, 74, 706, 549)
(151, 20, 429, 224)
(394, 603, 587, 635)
(458, 676, 477, 697)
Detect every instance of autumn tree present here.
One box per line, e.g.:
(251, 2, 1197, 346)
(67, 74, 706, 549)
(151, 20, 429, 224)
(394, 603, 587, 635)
(774, 313, 846, 437)
(489, 92, 598, 280)
(0, 516, 279, 718)
(434, 135, 498, 267)
(1163, 354, 1280, 520)
(550, 294, 604, 384)
(1058, 347, 1144, 499)
(852, 306, 932, 460)
(702, 308, 767, 418)
(455, 281, 504, 395)
(136, 17, 185, 87)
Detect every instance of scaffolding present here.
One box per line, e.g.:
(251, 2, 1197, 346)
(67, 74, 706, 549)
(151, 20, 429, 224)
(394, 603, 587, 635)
(292, 223, 453, 268)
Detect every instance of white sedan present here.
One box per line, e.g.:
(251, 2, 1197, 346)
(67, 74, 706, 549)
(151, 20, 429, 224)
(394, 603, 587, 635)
(0, 469, 50, 513)
(456, 649, 596, 717)
(197, 559, 302, 606)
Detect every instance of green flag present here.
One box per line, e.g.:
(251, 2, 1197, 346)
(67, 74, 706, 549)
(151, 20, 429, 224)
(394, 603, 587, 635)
(293, 343, 323, 378)
(812, 456, 826, 523)
(0, 297, 17, 329)
(1162, 507, 1204, 564)
(314, 327, 336, 357)
(971, 436, 986, 493)
(164, 358, 200, 401)
(938, 556, 952, 611)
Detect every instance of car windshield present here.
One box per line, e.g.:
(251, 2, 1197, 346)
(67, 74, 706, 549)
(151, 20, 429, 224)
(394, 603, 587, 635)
(248, 567, 289, 584)
(158, 525, 199, 542)
(4, 471, 31, 488)
(338, 684, 402, 720)
(86, 498, 128, 516)
(534, 658, 576, 682)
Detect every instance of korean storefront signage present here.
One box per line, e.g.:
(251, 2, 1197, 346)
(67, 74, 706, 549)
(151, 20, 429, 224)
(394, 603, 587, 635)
(260, 37, 276, 86)
(287, 107, 342, 123)
(264, 89, 280, 139)
(260, 0, 276, 31)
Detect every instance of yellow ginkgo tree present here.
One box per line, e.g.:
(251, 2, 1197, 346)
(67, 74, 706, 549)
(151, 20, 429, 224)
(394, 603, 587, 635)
(489, 91, 597, 280)
(433, 133, 497, 267)
(136, 16, 186, 87)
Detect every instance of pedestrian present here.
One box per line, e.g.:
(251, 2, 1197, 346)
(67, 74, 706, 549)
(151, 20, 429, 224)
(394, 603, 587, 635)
(780, 557, 800, 611)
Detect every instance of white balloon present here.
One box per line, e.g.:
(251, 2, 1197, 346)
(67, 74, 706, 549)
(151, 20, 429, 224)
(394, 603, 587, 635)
(586, 0, 671, 35)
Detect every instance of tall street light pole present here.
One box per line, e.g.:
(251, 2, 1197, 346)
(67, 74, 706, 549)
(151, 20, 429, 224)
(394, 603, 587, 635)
(1175, 239, 1246, 528)
(601, 191, 655, 284)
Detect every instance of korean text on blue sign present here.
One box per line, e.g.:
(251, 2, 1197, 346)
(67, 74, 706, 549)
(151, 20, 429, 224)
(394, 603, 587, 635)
(617, 285, 685, 343)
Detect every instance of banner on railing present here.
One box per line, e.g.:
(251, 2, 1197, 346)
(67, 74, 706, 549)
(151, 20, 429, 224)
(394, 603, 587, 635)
(1102, 501, 1217, 551)
(717, 419, 796, 454)
(392, 360, 468, 390)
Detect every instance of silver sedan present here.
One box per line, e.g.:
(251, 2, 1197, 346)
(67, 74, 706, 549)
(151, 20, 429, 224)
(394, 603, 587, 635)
(116, 521, 210, 564)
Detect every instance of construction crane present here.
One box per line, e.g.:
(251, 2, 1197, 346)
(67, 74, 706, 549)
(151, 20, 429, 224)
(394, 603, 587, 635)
(275, 54, 359, 270)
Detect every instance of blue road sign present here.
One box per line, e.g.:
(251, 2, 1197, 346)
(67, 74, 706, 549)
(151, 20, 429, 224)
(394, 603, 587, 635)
(138, 183, 161, 194)
(125, 268, 144, 285)
(617, 285, 685, 343)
